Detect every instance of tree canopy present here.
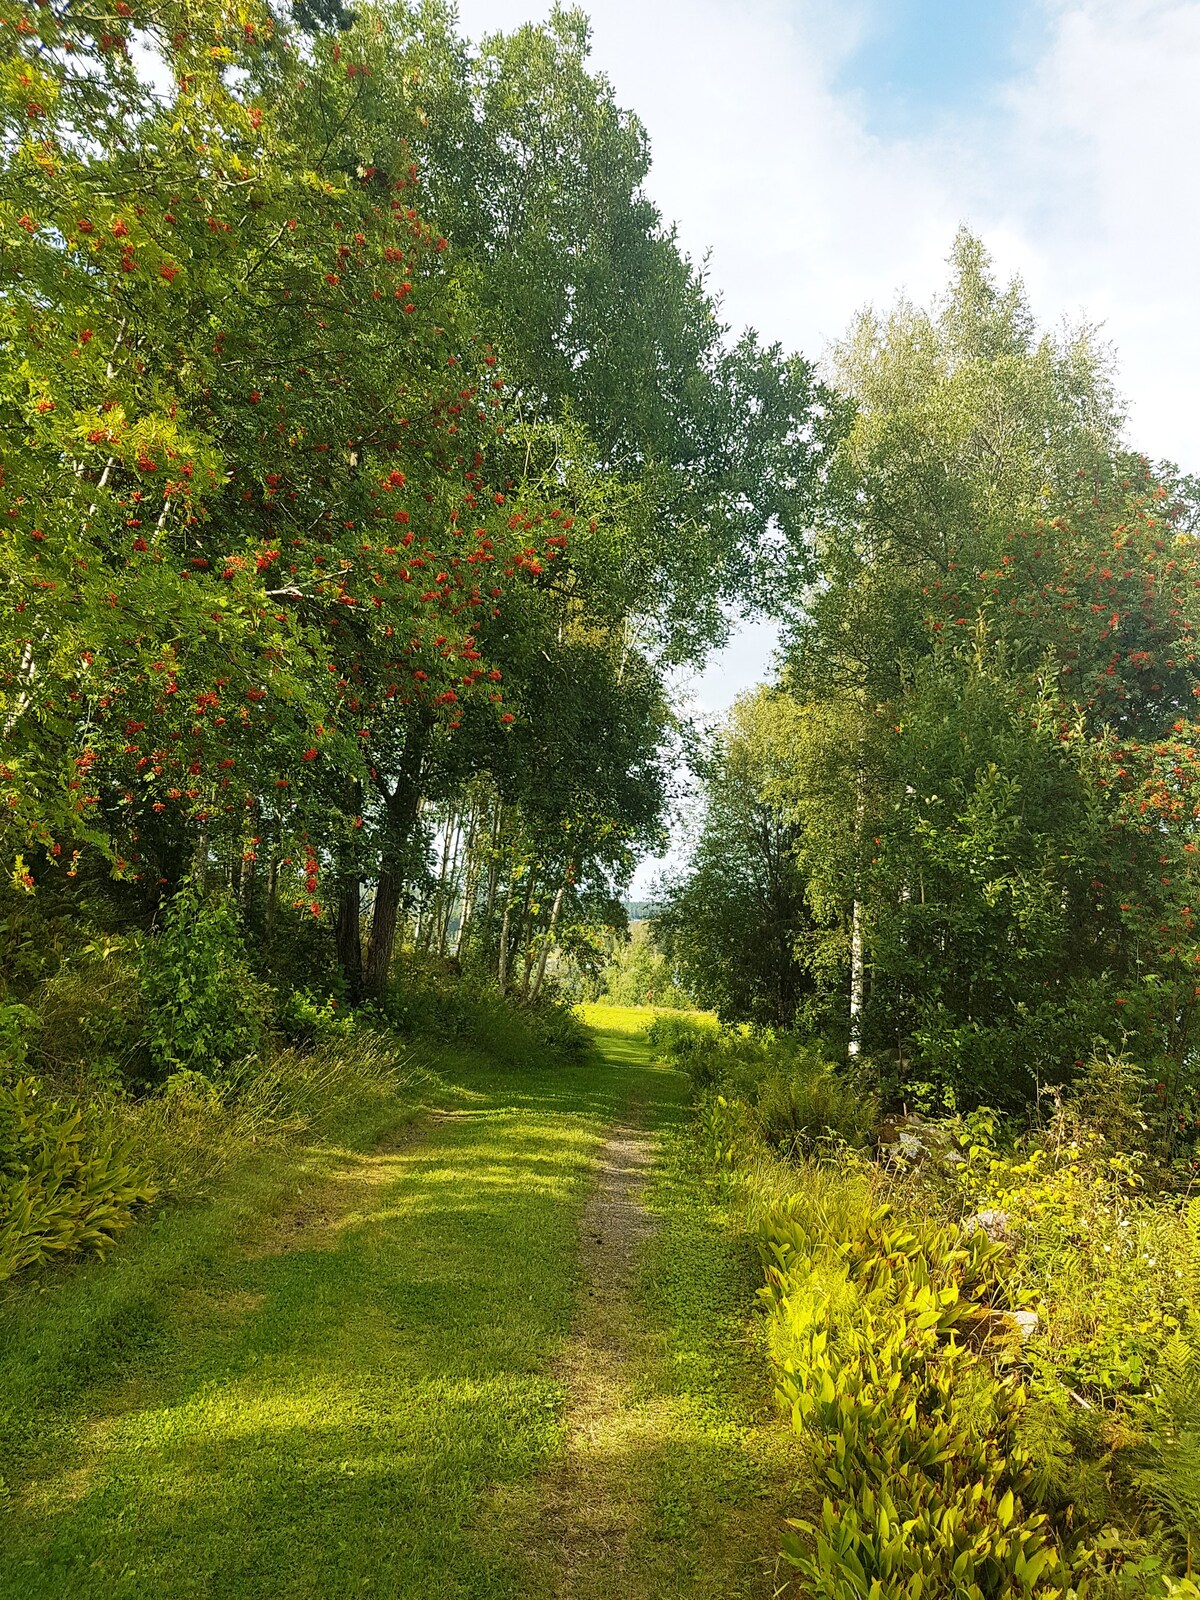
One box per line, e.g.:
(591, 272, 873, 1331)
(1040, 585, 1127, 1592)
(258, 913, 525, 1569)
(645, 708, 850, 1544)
(665, 235, 1200, 1109)
(1, 0, 824, 999)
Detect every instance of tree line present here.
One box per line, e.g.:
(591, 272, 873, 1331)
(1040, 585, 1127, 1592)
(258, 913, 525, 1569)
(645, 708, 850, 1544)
(659, 233, 1200, 1117)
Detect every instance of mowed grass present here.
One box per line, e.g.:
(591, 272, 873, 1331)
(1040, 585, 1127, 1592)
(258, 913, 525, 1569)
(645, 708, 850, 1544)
(582, 1007, 800, 1596)
(0, 1036, 682, 1600)
(575, 1001, 718, 1036)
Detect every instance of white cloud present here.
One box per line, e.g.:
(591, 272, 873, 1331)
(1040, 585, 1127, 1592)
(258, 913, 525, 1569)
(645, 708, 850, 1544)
(456, 0, 1198, 465)
(994, 1, 1200, 464)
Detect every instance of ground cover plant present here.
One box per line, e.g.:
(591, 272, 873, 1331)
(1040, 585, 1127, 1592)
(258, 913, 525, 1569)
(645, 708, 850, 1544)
(653, 1020, 1200, 1595)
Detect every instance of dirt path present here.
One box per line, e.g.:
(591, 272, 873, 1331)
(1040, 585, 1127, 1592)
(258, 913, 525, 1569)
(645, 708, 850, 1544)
(525, 1117, 661, 1590)
(482, 1031, 792, 1600)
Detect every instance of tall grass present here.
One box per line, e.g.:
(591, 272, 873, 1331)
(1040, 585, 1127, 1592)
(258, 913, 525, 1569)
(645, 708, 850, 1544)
(109, 1031, 429, 1201)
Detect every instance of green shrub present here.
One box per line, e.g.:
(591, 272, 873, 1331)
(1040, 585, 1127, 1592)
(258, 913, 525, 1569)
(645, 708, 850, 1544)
(141, 886, 265, 1082)
(1133, 1310, 1200, 1581)
(385, 965, 588, 1067)
(0, 1078, 156, 1282)
(692, 1089, 760, 1169)
(739, 1082, 1200, 1594)
(30, 937, 148, 1090)
(753, 1065, 879, 1157)
(646, 1012, 717, 1069)
(657, 1016, 879, 1154)
(277, 988, 356, 1049)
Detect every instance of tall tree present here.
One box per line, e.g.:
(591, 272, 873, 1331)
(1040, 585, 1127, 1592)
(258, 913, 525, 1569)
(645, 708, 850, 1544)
(656, 690, 810, 1028)
(771, 235, 1200, 1103)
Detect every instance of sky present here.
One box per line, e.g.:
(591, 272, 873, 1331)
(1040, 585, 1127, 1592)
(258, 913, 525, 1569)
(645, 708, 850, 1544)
(454, 0, 1200, 893)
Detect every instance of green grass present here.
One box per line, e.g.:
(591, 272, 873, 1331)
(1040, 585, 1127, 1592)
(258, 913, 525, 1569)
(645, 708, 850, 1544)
(0, 1030, 667, 1598)
(575, 1001, 717, 1037)
(625, 1129, 804, 1596)
(0, 1013, 790, 1599)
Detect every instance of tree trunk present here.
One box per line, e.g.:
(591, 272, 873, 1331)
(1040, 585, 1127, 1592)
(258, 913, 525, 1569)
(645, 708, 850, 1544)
(516, 873, 538, 1000)
(454, 799, 486, 962)
(482, 801, 503, 945)
(433, 810, 460, 960)
(364, 857, 403, 998)
(363, 717, 432, 1000)
(848, 763, 866, 1058)
(497, 869, 520, 996)
(266, 853, 279, 950)
(529, 877, 568, 1003)
(335, 878, 364, 999)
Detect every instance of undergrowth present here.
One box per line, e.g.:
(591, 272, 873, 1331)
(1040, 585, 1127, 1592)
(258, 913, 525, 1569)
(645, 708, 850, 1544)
(1, 894, 587, 1289)
(653, 1021, 1200, 1598)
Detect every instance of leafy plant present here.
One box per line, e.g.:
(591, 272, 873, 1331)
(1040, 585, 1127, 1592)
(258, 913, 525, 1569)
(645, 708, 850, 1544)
(762, 1196, 1090, 1596)
(0, 1078, 156, 1282)
(753, 1064, 879, 1156)
(141, 887, 264, 1083)
(0, 1004, 38, 1082)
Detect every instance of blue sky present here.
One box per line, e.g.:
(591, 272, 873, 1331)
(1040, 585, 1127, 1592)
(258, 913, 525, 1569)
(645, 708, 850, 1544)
(454, 0, 1200, 893)
(835, 0, 1046, 135)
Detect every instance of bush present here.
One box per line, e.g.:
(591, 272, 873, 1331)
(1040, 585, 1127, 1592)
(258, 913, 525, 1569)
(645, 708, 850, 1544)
(0, 1078, 156, 1283)
(753, 1064, 879, 1157)
(141, 886, 265, 1083)
(105, 1030, 426, 1203)
(721, 1065, 1200, 1594)
(384, 963, 589, 1068)
(30, 937, 148, 1090)
(277, 988, 356, 1050)
(598, 923, 695, 1010)
(646, 1012, 732, 1085)
(654, 1018, 879, 1155)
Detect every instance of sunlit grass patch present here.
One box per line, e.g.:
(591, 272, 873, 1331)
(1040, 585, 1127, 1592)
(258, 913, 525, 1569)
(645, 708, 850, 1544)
(0, 1037, 622, 1599)
(576, 1002, 716, 1037)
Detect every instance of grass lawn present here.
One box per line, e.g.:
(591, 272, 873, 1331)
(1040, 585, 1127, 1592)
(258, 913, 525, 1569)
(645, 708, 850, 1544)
(574, 1001, 718, 1036)
(0, 1010, 789, 1599)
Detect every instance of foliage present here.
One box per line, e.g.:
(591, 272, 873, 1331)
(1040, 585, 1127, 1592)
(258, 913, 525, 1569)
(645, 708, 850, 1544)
(28, 936, 147, 1090)
(1, 0, 823, 1015)
(276, 988, 357, 1050)
(0, 1078, 156, 1282)
(0, 1003, 38, 1079)
(116, 1030, 425, 1201)
(596, 921, 694, 1009)
(650, 1017, 881, 1172)
(383, 961, 589, 1067)
(689, 1038, 1200, 1592)
(667, 236, 1200, 1114)
(656, 689, 812, 1027)
(141, 886, 264, 1083)
(645, 1009, 719, 1065)
(762, 1190, 1089, 1597)
(753, 1064, 879, 1158)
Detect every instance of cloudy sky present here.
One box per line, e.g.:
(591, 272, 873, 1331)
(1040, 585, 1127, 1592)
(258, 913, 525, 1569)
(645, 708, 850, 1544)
(455, 0, 1200, 889)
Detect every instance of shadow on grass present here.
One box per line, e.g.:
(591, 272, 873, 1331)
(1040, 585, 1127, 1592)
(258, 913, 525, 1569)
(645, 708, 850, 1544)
(0, 1027, 693, 1600)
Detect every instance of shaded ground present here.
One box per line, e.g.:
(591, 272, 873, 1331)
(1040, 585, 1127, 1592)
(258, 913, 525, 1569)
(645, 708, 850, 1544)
(0, 1014, 798, 1600)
